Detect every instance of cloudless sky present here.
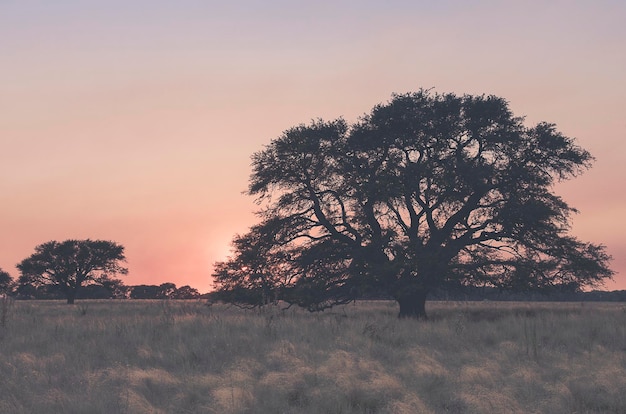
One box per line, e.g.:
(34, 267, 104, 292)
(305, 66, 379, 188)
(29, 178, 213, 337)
(1, 0, 625, 293)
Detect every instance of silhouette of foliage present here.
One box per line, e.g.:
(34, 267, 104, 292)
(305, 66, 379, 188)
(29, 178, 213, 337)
(129, 283, 200, 299)
(0, 268, 13, 294)
(170, 285, 201, 299)
(75, 279, 127, 299)
(213, 90, 614, 318)
(130, 285, 162, 299)
(17, 239, 127, 304)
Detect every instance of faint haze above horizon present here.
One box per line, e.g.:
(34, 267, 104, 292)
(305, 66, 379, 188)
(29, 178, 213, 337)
(1, 0, 624, 293)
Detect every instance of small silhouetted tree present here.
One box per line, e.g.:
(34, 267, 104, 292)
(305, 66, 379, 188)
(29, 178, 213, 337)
(213, 90, 613, 318)
(0, 268, 13, 294)
(101, 278, 129, 299)
(213, 221, 298, 308)
(171, 285, 201, 299)
(129, 285, 160, 299)
(129, 284, 169, 299)
(159, 283, 177, 299)
(17, 239, 128, 304)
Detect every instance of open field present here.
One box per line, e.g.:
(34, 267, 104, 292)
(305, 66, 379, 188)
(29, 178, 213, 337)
(0, 299, 624, 413)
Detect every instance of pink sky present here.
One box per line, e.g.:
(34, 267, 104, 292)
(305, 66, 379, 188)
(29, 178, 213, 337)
(1, 1, 624, 293)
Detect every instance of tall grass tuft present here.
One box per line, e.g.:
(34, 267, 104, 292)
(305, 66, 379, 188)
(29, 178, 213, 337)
(0, 294, 14, 328)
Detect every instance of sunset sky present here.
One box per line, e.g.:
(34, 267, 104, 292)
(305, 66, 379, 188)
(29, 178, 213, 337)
(1, 1, 624, 293)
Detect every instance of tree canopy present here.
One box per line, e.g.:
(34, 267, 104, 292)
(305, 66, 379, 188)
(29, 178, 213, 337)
(17, 239, 127, 304)
(213, 90, 614, 318)
(0, 268, 13, 294)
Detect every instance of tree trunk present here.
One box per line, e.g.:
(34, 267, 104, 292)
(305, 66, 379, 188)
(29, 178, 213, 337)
(396, 289, 428, 319)
(66, 290, 76, 304)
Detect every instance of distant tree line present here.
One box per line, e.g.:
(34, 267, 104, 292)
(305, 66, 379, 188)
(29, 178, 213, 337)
(4, 263, 625, 302)
(127, 283, 202, 300)
(337, 283, 626, 302)
(1, 238, 204, 302)
(425, 286, 626, 302)
(3, 275, 203, 300)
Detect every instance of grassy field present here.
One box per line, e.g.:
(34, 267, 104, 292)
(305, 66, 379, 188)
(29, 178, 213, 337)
(0, 298, 624, 413)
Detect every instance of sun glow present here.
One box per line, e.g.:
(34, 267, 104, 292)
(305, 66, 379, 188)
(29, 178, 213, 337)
(0, 1, 623, 291)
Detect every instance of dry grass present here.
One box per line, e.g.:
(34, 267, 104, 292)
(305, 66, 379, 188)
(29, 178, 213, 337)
(0, 299, 624, 413)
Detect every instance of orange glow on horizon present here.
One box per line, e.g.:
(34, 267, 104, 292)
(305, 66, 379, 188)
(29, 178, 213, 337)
(1, 1, 624, 293)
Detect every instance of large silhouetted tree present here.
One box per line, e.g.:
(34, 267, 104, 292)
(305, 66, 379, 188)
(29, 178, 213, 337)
(213, 90, 613, 318)
(17, 239, 127, 304)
